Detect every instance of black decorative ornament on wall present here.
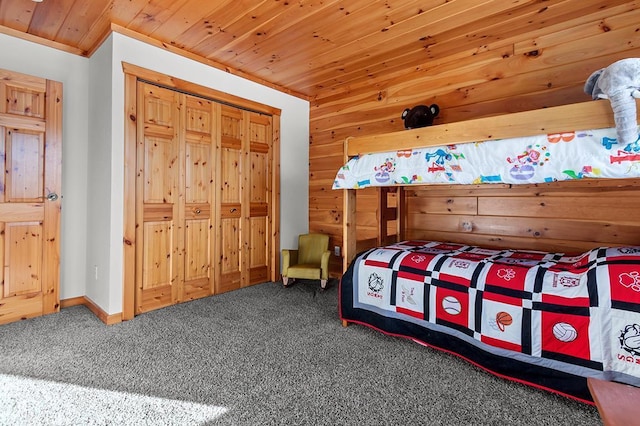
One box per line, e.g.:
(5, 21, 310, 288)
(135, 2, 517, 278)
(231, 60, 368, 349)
(401, 104, 440, 129)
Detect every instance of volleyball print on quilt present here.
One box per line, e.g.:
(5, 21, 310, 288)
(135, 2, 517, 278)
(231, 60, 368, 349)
(537, 253, 597, 366)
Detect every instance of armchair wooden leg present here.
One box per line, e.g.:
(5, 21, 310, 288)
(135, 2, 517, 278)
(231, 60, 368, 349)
(283, 276, 291, 287)
(321, 279, 327, 289)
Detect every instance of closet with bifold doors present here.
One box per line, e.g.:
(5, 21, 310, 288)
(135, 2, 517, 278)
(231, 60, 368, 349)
(133, 75, 278, 315)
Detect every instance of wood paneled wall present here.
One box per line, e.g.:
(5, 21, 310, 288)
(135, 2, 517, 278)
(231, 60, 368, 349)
(309, 3, 640, 277)
(405, 179, 640, 254)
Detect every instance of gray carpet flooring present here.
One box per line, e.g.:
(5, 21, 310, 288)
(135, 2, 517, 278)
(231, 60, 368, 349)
(0, 280, 600, 425)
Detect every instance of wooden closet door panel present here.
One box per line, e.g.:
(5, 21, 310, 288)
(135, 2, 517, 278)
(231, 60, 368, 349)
(185, 140, 211, 203)
(143, 136, 175, 203)
(5, 84, 45, 118)
(248, 113, 271, 285)
(3, 130, 44, 298)
(249, 216, 268, 284)
(141, 221, 173, 308)
(4, 222, 42, 297)
(6, 130, 44, 200)
(217, 105, 245, 293)
(0, 70, 61, 325)
(136, 83, 179, 314)
(220, 215, 241, 290)
(183, 96, 214, 301)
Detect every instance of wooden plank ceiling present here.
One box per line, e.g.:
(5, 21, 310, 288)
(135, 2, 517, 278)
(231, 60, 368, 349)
(0, 0, 634, 100)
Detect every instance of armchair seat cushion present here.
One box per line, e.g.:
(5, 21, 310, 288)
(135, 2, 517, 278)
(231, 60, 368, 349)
(286, 264, 322, 280)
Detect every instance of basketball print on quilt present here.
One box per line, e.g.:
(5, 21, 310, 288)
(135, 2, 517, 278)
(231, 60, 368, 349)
(479, 253, 541, 353)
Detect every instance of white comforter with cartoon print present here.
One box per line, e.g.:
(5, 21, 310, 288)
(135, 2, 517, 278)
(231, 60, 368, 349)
(333, 128, 640, 188)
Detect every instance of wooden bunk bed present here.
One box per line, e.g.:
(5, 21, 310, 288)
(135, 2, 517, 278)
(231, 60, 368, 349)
(336, 100, 640, 403)
(341, 100, 640, 270)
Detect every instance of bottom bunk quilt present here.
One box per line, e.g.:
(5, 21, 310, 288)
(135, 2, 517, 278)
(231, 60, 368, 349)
(339, 240, 640, 403)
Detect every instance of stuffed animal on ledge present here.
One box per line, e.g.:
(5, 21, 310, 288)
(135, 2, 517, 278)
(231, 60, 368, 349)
(401, 104, 440, 129)
(584, 58, 640, 145)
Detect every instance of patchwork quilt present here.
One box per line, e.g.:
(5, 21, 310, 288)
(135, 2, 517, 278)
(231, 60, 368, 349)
(339, 240, 640, 402)
(333, 127, 640, 189)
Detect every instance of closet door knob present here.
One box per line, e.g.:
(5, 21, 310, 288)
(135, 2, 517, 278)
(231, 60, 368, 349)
(47, 192, 59, 202)
(195, 208, 201, 214)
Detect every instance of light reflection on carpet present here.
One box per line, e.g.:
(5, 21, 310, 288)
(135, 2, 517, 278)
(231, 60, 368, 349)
(0, 373, 228, 425)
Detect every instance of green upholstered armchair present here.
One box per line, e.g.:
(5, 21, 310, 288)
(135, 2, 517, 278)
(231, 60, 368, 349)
(282, 234, 331, 289)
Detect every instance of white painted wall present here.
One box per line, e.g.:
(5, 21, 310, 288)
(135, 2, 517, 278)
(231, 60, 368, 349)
(1, 32, 310, 316)
(85, 36, 114, 308)
(0, 34, 89, 301)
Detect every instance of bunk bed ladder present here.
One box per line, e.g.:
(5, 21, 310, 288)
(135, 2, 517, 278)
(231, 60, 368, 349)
(378, 187, 405, 246)
(342, 186, 406, 272)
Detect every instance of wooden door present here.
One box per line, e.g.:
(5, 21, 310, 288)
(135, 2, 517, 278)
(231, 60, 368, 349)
(136, 82, 179, 314)
(248, 113, 272, 285)
(182, 96, 215, 301)
(215, 106, 273, 292)
(0, 69, 62, 325)
(216, 105, 245, 293)
(135, 81, 273, 312)
(123, 64, 280, 319)
(135, 82, 217, 314)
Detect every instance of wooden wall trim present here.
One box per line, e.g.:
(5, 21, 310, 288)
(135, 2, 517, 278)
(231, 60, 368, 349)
(122, 72, 137, 321)
(271, 115, 281, 282)
(0, 24, 85, 56)
(43, 79, 63, 315)
(60, 296, 122, 326)
(122, 62, 282, 117)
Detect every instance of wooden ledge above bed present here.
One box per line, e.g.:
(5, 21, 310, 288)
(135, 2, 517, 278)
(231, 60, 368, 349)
(345, 100, 639, 157)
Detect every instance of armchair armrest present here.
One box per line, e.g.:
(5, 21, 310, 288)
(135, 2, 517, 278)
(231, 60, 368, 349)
(320, 250, 331, 280)
(282, 249, 299, 275)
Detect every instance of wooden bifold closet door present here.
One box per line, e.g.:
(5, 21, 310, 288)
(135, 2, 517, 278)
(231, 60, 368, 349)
(135, 81, 273, 315)
(217, 105, 273, 293)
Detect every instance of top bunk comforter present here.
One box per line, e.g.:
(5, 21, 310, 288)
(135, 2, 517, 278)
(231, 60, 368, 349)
(333, 127, 640, 189)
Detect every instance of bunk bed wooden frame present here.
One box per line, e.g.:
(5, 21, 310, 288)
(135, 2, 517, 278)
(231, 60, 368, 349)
(341, 99, 639, 272)
(338, 99, 640, 405)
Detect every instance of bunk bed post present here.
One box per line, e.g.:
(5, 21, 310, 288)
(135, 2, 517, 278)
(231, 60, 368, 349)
(343, 136, 357, 273)
(343, 189, 356, 272)
(397, 186, 405, 242)
(377, 187, 388, 247)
